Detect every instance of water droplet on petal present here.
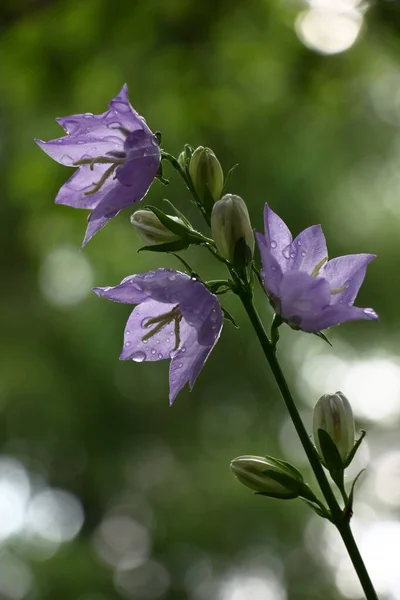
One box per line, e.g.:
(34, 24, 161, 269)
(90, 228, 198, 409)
(279, 223, 283, 228)
(181, 346, 186, 353)
(178, 362, 183, 368)
(132, 351, 146, 362)
(126, 330, 131, 335)
(168, 274, 176, 281)
(125, 341, 131, 347)
(60, 154, 73, 165)
(83, 112, 93, 119)
(142, 339, 148, 345)
(107, 121, 122, 129)
(270, 240, 277, 249)
(282, 246, 291, 259)
(271, 265, 277, 271)
(141, 317, 150, 328)
(364, 308, 377, 317)
(151, 348, 156, 355)
(166, 337, 170, 343)
(296, 239, 302, 246)
(169, 350, 175, 358)
(301, 250, 306, 257)
(290, 251, 296, 259)
(158, 353, 163, 359)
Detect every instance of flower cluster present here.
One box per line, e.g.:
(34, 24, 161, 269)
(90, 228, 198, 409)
(36, 85, 378, 402)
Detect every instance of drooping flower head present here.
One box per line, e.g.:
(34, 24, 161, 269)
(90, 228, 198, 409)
(93, 269, 223, 403)
(256, 204, 378, 333)
(35, 85, 161, 246)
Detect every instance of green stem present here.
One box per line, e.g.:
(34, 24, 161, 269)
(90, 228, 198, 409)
(238, 290, 378, 600)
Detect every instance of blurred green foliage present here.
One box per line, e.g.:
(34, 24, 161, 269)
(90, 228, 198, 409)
(1, 1, 400, 599)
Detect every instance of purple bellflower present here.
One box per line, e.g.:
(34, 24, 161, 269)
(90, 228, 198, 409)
(35, 85, 161, 246)
(256, 204, 378, 333)
(93, 269, 223, 403)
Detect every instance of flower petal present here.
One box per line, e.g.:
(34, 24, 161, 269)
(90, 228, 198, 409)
(93, 270, 191, 304)
(116, 138, 160, 186)
(300, 305, 379, 333)
(55, 164, 116, 209)
(169, 312, 222, 405)
(35, 135, 125, 165)
(279, 270, 331, 326)
(289, 225, 328, 275)
(82, 154, 160, 245)
(120, 299, 178, 361)
(322, 254, 376, 306)
(260, 203, 292, 272)
(256, 232, 283, 297)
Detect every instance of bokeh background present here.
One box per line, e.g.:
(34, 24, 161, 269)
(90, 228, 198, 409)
(1, 0, 400, 598)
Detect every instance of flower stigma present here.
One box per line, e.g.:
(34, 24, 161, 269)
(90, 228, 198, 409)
(141, 305, 182, 350)
(73, 155, 126, 195)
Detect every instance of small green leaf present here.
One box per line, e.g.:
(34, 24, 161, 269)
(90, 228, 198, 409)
(146, 205, 189, 237)
(317, 429, 343, 471)
(162, 199, 193, 228)
(344, 469, 365, 521)
(222, 163, 239, 194)
(344, 430, 366, 469)
(313, 331, 333, 346)
(300, 498, 332, 520)
(138, 239, 191, 253)
(222, 307, 239, 328)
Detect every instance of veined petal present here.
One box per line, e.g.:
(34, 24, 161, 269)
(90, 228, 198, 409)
(120, 299, 178, 361)
(322, 254, 376, 306)
(82, 154, 160, 246)
(55, 164, 115, 209)
(300, 305, 379, 333)
(289, 225, 328, 275)
(108, 84, 152, 133)
(116, 143, 160, 187)
(35, 135, 125, 165)
(279, 270, 331, 325)
(260, 203, 292, 272)
(256, 233, 283, 297)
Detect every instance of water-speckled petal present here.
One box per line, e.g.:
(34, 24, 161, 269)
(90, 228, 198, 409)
(256, 232, 283, 297)
(288, 225, 328, 275)
(322, 254, 376, 306)
(120, 299, 178, 361)
(260, 203, 292, 272)
(300, 305, 379, 333)
(279, 270, 331, 324)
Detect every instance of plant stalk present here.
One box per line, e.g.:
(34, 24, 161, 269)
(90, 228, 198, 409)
(238, 289, 378, 600)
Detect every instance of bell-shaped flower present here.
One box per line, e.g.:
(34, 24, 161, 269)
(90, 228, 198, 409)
(256, 204, 378, 332)
(35, 85, 161, 246)
(93, 269, 223, 403)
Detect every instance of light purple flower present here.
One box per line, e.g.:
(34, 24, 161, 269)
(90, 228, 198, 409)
(35, 85, 161, 246)
(93, 269, 223, 403)
(256, 204, 378, 333)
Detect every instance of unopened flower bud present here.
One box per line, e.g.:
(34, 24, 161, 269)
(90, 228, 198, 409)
(313, 392, 355, 464)
(130, 210, 184, 246)
(230, 455, 302, 498)
(211, 194, 255, 267)
(188, 146, 224, 203)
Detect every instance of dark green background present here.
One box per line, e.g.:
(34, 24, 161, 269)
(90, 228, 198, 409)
(1, 1, 400, 599)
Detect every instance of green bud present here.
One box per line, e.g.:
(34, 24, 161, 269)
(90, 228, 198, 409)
(177, 150, 187, 171)
(130, 210, 184, 246)
(313, 392, 355, 464)
(230, 455, 302, 499)
(188, 146, 224, 203)
(211, 194, 255, 267)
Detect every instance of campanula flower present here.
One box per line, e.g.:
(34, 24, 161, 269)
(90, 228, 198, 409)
(35, 85, 161, 246)
(93, 269, 223, 403)
(256, 204, 378, 332)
